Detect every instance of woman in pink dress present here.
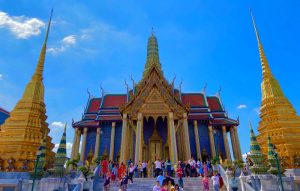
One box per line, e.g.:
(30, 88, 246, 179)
(202, 162, 209, 177)
(102, 159, 108, 177)
(202, 176, 209, 191)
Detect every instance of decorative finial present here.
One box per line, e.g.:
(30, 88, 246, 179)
(151, 26, 154, 36)
(171, 74, 176, 87)
(87, 88, 91, 99)
(217, 86, 222, 97)
(130, 74, 135, 94)
(202, 82, 207, 93)
(124, 80, 129, 93)
(72, 118, 74, 125)
(249, 121, 253, 130)
(100, 84, 105, 97)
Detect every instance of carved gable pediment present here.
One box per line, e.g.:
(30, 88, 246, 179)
(121, 65, 188, 119)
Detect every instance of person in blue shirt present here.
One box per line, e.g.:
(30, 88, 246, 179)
(157, 172, 164, 186)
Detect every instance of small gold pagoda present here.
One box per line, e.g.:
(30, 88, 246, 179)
(0, 11, 55, 171)
(251, 12, 300, 168)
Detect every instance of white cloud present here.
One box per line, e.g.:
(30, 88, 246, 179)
(62, 35, 76, 45)
(51, 121, 65, 128)
(0, 74, 3, 80)
(53, 142, 73, 157)
(0, 11, 45, 39)
(47, 35, 77, 54)
(237, 104, 247, 109)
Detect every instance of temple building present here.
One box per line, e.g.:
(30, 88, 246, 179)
(71, 32, 242, 164)
(251, 13, 300, 167)
(0, 108, 9, 125)
(0, 12, 54, 171)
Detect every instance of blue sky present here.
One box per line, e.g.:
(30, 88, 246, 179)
(1, 0, 300, 157)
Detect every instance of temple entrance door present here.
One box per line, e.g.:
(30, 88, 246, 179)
(150, 140, 162, 162)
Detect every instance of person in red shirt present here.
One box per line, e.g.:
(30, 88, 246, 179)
(176, 162, 184, 189)
(102, 158, 108, 177)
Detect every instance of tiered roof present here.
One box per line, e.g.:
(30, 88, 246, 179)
(0, 107, 9, 125)
(73, 91, 238, 127)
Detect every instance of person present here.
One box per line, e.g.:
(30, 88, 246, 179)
(229, 176, 239, 191)
(165, 159, 172, 177)
(168, 180, 175, 191)
(128, 163, 135, 183)
(111, 164, 118, 183)
(142, 161, 147, 178)
(185, 161, 191, 177)
(154, 159, 162, 177)
(120, 173, 128, 191)
(118, 162, 126, 180)
(161, 181, 168, 191)
(203, 176, 210, 191)
(103, 172, 111, 191)
(212, 172, 220, 191)
(152, 180, 161, 191)
(102, 158, 108, 178)
(218, 173, 224, 189)
(174, 184, 183, 191)
(157, 172, 164, 186)
(203, 162, 209, 177)
(176, 163, 184, 189)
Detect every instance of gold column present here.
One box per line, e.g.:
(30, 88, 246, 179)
(80, 127, 88, 162)
(94, 128, 101, 160)
(120, 113, 128, 163)
(208, 125, 216, 158)
(230, 127, 238, 160)
(73, 128, 81, 159)
(71, 128, 78, 159)
(222, 125, 231, 161)
(182, 113, 191, 160)
(168, 112, 178, 164)
(109, 122, 116, 161)
(135, 113, 143, 164)
(193, 120, 201, 160)
(233, 126, 242, 160)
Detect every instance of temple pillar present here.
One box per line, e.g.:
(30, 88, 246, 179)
(233, 126, 242, 160)
(71, 128, 78, 159)
(134, 113, 143, 164)
(120, 114, 128, 163)
(168, 112, 178, 164)
(94, 128, 101, 160)
(193, 120, 202, 160)
(182, 113, 191, 160)
(208, 125, 216, 158)
(230, 127, 238, 160)
(222, 125, 231, 161)
(109, 122, 116, 161)
(74, 128, 81, 159)
(80, 127, 88, 162)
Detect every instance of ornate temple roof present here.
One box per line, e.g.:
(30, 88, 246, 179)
(0, 107, 9, 125)
(73, 31, 238, 127)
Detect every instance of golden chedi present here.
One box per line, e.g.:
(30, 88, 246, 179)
(0, 11, 55, 171)
(251, 12, 300, 168)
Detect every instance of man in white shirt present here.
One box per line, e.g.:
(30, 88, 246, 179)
(154, 159, 162, 177)
(211, 172, 220, 191)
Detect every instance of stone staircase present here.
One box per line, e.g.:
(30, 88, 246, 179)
(109, 177, 214, 191)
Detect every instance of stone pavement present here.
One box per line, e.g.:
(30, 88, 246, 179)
(109, 177, 215, 191)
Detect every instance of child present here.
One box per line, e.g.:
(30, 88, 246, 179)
(203, 176, 209, 191)
(176, 163, 184, 189)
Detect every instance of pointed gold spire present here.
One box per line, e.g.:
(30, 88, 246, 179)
(250, 9, 273, 79)
(0, 10, 55, 171)
(251, 10, 300, 168)
(33, 8, 53, 81)
(250, 10, 284, 99)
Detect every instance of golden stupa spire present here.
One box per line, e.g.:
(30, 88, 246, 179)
(250, 10, 284, 99)
(0, 10, 55, 171)
(33, 8, 53, 81)
(22, 9, 53, 101)
(251, 10, 300, 168)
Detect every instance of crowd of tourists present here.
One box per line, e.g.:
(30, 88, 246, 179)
(95, 157, 235, 191)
